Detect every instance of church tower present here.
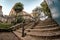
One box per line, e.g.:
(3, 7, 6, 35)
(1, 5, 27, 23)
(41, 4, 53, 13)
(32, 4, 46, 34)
(0, 5, 3, 16)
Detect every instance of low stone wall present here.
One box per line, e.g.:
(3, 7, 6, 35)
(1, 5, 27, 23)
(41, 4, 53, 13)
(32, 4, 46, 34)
(0, 23, 23, 32)
(0, 28, 12, 32)
(0, 20, 32, 32)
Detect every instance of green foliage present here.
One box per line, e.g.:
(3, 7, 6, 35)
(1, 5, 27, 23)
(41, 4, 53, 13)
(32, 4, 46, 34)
(16, 15, 24, 23)
(11, 20, 17, 25)
(0, 23, 13, 29)
(41, 1, 52, 18)
(11, 15, 25, 24)
(13, 2, 24, 13)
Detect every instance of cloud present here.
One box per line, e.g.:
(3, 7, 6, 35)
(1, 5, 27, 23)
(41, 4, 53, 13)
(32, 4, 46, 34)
(40, 12, 48, 21)
(52, 13, 59, 18)
(51, 8, 60, 18)
(46, 0, 60, 24)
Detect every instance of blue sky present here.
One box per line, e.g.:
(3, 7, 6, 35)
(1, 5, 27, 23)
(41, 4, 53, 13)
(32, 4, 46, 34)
(0, 0, 43, 15)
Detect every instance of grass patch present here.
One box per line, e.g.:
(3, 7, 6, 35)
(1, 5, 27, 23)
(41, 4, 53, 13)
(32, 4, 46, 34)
(0, 23, 13, 29)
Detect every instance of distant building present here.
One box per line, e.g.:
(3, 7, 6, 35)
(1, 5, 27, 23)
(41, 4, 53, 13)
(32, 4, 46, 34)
(32, 7, 48, 21)
(9, 9, 16, 16)
(32, 7, 41, 20)
(9, 8, 33, 20)
(0, 15, 15, 24)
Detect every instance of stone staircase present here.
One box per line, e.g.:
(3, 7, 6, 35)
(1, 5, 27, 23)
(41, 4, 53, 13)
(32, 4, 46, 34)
(13, 18, 60, 40)
(13, 30, 34, 40)
(24, 22, 34, 29)
(34, 24, 58, 29)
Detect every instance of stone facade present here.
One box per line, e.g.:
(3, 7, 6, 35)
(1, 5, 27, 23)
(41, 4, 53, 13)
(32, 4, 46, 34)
(0, 15, 15, 24)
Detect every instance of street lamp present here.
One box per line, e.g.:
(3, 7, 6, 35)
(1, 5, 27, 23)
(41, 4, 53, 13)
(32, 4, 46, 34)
(21, 20, 25, 37)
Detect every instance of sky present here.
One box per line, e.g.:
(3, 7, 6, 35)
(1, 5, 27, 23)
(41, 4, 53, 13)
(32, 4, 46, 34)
(0, 0, 43, 15)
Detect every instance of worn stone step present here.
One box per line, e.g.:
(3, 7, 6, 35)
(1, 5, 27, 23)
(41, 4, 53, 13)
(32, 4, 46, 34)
(24, 23, 33, 28)
(34, 24, 58, 29)
(37, 22, 57, 26)
(13, 31, 24, 40)
(15, 28, 27, 33)
(15, 29, 22, 33)
(13, 31, 35, 40)
(24, 23, 35, 29)
(27, 30, 60, 37)
(37, 20, 57, 26)
(26, 27, 60, 32)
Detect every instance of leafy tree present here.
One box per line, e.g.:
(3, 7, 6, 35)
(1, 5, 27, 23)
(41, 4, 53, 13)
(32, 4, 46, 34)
(32, 7, 41, 21)
(41, 1, 52, 18)
(13, 2, 24, 13)
(12, 2, 24, 24)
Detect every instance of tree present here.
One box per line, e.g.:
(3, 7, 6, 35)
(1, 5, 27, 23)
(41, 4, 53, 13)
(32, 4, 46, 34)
(32, 7, 41, 21)
(41, 1, 52, 18)
(12, 2, 24, 24)
(13, 2, 24, 13)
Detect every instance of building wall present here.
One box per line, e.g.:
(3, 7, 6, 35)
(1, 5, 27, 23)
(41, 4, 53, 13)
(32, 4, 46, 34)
(45, 0, 60, 24)
(9, 9, 16, 16)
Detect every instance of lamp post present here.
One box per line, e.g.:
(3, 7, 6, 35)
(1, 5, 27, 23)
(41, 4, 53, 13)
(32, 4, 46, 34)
(21, 20, 25, 37)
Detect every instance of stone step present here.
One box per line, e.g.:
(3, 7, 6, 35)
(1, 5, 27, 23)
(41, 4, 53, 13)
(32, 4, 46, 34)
(34, 24, 58, 29)
(15, 29, 22, 33)
(27, 30, 60, 37)
(15, 28, 27, 33)
(25, 23, 32, 26)
(26, 26, 60, 32)
(39, 18, 56, 23)
(24, 23, 35, 29)
(37, 23, 57, 26)
(37, 20, 57, 26)
(13, 31, 24, 40)
(24, 23, 33, 27)
(13, 31, 35, 40)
